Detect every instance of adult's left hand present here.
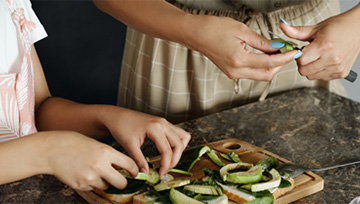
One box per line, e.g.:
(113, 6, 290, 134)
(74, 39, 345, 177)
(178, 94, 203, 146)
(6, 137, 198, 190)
(280, 4, 360, 81)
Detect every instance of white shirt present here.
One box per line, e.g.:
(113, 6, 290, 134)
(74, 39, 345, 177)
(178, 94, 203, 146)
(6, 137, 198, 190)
(0, 0, 47, 74)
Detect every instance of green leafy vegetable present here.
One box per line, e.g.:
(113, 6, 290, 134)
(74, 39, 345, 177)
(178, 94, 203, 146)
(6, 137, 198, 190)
(256, 157, 279, 176)
(104, 178, 146, 194)
(175, 146, 210, 172)
(278, 178, 292, 188)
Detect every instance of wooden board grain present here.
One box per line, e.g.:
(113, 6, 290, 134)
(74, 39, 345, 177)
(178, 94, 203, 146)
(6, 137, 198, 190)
(76, 138, 324, 204)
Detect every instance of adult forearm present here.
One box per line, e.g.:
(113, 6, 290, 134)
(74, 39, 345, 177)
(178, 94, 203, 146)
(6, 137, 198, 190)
(93, 0, 199, 49)
(35, 97, 111, 139)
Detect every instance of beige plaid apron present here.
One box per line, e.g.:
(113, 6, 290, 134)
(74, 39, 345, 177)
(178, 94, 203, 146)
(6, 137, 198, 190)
(118, 0, 347, 124)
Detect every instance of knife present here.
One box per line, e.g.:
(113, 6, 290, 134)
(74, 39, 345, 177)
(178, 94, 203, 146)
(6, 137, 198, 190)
(267, 30, 357, 82)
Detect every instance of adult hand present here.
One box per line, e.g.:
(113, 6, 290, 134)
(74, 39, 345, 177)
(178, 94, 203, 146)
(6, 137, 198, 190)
(187, 15, 299, 81)
(280, 5, 360, 80)
(46, 131, 137, 191)
(100, 107, 191, 179)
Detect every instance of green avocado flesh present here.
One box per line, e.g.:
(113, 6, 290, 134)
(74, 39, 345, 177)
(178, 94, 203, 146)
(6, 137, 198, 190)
(207, 149, 225, 167)
(272, 38, 294, 53)
(220, 163, 263, 184)
(146, 168, 160, 185)
(118, 169, 149, 180)
(245, 168, 281, 192)
(154, 179, 191, 191)
(169, 188, 203, 204)
(184, 184, 223, 195)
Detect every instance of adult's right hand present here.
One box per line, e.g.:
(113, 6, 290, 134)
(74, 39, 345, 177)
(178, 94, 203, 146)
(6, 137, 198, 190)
(185, 15, 299, 81)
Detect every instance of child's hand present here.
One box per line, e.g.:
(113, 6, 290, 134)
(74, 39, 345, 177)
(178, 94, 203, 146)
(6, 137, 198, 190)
(100, 107, 191, 179)
(45, 131, 138, 191)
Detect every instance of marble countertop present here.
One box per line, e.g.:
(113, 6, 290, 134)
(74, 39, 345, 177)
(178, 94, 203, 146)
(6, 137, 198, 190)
(1, 87, 359, 203)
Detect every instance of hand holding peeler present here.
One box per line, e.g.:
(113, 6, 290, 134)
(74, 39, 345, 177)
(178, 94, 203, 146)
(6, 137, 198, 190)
(267, 30, 357, 82)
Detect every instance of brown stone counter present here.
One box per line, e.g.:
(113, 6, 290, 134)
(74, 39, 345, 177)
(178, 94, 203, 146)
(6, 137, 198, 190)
(1, 87, 359, 203)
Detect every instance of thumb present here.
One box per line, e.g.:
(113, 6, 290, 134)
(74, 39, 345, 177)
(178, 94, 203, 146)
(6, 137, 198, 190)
(279, 21, 316, 41)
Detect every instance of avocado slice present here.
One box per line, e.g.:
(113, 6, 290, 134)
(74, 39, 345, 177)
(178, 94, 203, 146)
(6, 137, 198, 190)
(207, 149, 225, 167)
(220, 153, 232, 161)
(154, 179, 191, 192)
(146, 168, 160, 186)
(118, 169, 149, 181)
(184, 184, 223, 195)
(168, 168, 193, 176)
(220, 163, 263, 184)
(242, 168, 281, 192)
(169, 188, 204, 204)
(228, 152, 242, 163)
(272, 38, 294, 53)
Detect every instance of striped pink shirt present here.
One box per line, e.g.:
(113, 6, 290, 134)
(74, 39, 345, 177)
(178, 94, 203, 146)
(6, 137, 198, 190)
(0, 0, 46, 142)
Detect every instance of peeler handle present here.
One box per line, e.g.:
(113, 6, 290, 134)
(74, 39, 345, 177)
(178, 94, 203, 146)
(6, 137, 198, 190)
(345, 70, 357, 82)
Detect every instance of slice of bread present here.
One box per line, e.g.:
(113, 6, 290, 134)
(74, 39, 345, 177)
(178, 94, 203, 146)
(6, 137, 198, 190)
(132, 192, 159, 204)
(94, 188, 143, 203)
(273, 178, 295, 199)
(217, 182, 255, 204)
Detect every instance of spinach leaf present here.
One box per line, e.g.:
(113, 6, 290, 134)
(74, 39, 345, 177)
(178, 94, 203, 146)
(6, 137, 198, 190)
(104, 178, 146, 194)
(278, 178, 292, 188)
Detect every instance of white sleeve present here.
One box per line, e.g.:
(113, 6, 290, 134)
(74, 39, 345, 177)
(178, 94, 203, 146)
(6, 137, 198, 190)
(22, 0, 47, 44)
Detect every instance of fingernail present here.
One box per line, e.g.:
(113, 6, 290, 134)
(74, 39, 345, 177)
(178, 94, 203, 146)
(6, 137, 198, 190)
(140, 168, 146, 173)
(280, 18, 290, 26)
(270, 41, 285, 49)
(294, 51, 303, 59)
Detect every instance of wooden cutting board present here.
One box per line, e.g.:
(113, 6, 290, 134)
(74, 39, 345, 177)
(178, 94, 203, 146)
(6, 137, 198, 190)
(76, 138, 324, 204)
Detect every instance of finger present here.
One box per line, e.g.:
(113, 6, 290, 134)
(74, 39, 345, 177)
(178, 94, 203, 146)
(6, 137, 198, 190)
(296, 42, 321, 67)
(242, 50, 298, 69)
(306, 63, 343, 81)
(306, 69, 334, 81)
(110, 150, 139, 178)
(243, 29, 279, 53)
(280, 22, 316, 41)
(101, 167, 128, 190)
(91, 179, 109, 191)
(163, 127, 186, 169)
(121, 142, 149, 174)
(146, 130, 172, 178)
(300, 58, 338, 80)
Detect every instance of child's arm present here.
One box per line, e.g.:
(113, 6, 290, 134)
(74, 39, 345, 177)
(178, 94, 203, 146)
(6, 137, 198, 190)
(32, 46, 191, 178)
